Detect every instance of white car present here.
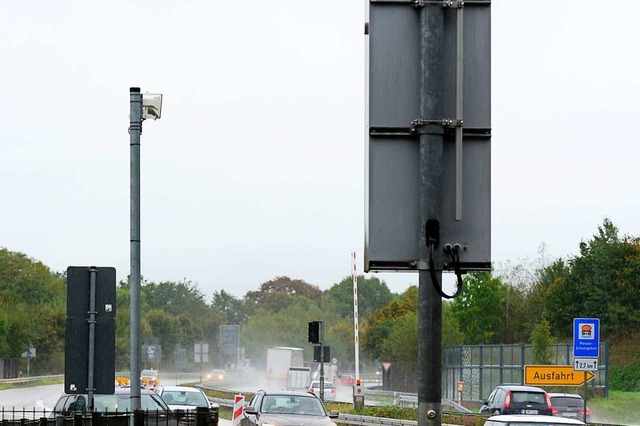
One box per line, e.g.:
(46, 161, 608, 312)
(307, 380, 336, 402)
(207, 369, 227, 381)
(140, 369, 159, 390)
(156, 385, 219, 412)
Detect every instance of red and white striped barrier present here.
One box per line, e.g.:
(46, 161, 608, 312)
(232, 394, 245, 426)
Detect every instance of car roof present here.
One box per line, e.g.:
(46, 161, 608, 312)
(257, 389, 319, 397)
(497, 385, 547, 392)
(487, 414, 585, 425)
(62, 387, 158, 396)
(159, 386, 203, 392)
(548, 393, 582, 398)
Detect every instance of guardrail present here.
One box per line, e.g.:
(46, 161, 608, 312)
(0, 372, 203, 386)
(338, 414, 417, 426)
(0, 374, 63, 385)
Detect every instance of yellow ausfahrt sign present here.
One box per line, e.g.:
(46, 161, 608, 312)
(524, 365, 596, 386)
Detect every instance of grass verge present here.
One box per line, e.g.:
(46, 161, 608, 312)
(587, 391, 640, 425)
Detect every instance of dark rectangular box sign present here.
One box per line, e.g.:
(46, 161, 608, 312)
(313, 345, 331, 363)
(64, 317, 115, 394)
(66, 266, 116, 319)
(64, 266, 116, 395)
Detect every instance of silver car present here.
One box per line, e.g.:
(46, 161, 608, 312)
(244, 390, 338, 426)
(156, 385, 219, 425)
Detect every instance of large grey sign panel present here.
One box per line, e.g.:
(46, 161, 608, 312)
(365, 1, 491, 272)
(442, 4, 491, 128)
(369, 5, 421, 128)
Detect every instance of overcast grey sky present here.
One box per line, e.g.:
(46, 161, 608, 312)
(2, 1, 639, 299)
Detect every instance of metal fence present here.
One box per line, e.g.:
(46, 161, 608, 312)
(443, 342, 609, 402)
(0, 358, 18, 379)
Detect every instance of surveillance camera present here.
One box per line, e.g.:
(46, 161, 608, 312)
(142, 93, 163, 120)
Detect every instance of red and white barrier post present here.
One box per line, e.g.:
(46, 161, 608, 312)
(232, 394, 245, 426)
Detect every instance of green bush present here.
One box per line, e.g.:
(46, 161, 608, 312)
(609, 364, 640, 391)
(352, 405, 417, 420)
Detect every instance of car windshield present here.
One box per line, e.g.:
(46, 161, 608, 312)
(312, 382, 333, 389)
(512, 392, 545, 404)
(161, 390, 208, 406)
(94, 393, 167, 412)
(141, 369, 157, 377)
(552, 397, 583, 408)
(261, 395, 325, 416)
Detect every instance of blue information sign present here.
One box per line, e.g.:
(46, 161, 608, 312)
(573, 318, 600, 358)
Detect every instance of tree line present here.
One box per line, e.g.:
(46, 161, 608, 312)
(1, 219, 639, 389)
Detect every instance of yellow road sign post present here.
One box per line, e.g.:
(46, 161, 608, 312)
(524, 365, 596, 386)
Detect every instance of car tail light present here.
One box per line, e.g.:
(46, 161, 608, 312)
(581, 408, 591, 416)
(545, 393, 552, 410)
(552, 407, 559, 415)
(504, 390, 511, 409)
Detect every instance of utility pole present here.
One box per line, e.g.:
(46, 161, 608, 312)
(129, 87, 162, 414)
(417, 3, 444, 426)
(129, 87, 143, 412)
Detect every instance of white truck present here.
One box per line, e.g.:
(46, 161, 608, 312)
(312, 363, 338, 383)
(266, 347, 305, 389)
(287, 366, 311, 390)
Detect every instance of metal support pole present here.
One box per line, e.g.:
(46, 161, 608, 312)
(454, 5, 464, 221)
(87, 267, 97, 414)
(418, 271, 442, 426)
(583, 372, 588, 424)
(129, 87, 143, 412)
(320, 321, 325, 403)
(352, 252, 360, 384)
(418, 3, 444, 426)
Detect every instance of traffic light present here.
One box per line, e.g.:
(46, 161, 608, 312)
(308, 321, 321, 344)
(313, 345, 330, 363)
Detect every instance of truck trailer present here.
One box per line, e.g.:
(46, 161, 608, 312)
(266, 347, 304, 389)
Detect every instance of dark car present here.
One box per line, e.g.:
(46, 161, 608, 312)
(243, 389, 338, 426)
(549, 393, 591, 422)
(52, 387, 170, 415)
(480, 385, 552, 416)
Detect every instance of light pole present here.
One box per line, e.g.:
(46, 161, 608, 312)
(129, 87, 162, 411)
